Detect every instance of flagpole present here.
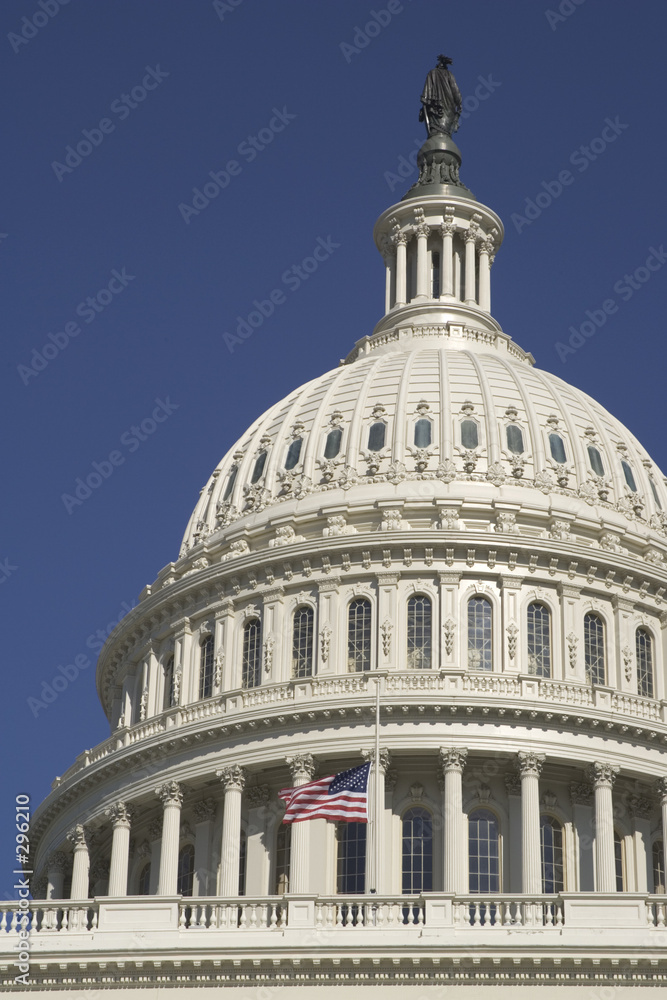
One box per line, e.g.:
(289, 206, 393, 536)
(374, 673, 381, 894)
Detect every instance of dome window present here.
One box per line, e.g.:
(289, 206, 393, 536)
(222, 466, 238, 501)
(527, 603, 551, 678)
(588, 446, 605, 477)
(177, 845, 194, 897)
(402, 807, 433, 894)
(506, 425, 524, 454)
(199, 635, 214, 700)
(636, 627, 654, 699)
(324, 427, 342, 459)
(250, 451, 267, 483)
(584, 613, 606, 685)
(461, 419, 479, 449)
(548, 433, 567, 464)
(285, 438, 302, 470)
(468, 809, 500, 893)
(242, 619, 262, 688)
(292, 606, 314, 678)
(348, 598, 371, 671)
(467, 596, 492, 671)
(540, 817, 564, 894)
(650, 479, 663, 509)
(621, 460, 637, 492)
(336, 821, 366, 894)
(414, 418, 432, 448)
(407, 595, 432, 669)
(368, 421, 386, 452)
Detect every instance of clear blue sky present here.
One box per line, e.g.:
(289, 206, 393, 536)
(3, 0, 667, 899)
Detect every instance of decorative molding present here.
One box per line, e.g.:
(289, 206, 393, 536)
(263, 633, 276, 676)
(506, 622, 519, 661)
(587, 762, 619, 789)
(443, 618, 456, 657)
(566, 632, 578, 672)
(105, 801, 134, 828)
(439, 747, 468, 773)
(156, 781, 184, 808)
(216, 765, 247, 792)
(287, 753, 316, 782)
(381, 618, 393, 657)
(516, 751, 545, 778)
(66, 824, 90, 850)
(320, 623, 332, 663)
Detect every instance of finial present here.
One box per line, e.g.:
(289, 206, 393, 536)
(419, 54, 462, 138)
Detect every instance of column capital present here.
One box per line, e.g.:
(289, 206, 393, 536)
(440, 220, 455, 237)
(193, 798, 217, 823)
(516, 751, 546, 778)
(361, 748, 392, 773)
(463, 227, 478, 244)
(414, 222, 430, 239)
(216, 764, 247, 792)
(587, 761, 619, 789)
(287, 753, 316, 782)
(105, 801, 134, 829)
(156, 780, 184, 807)
(393, 231, 409, 247)
(66, 824, 90, 850)
(439, 747, 468, 774)
(656, 776, 667, 803)
(47, 850, 68, 873)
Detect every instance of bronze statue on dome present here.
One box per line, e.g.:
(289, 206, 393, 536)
(419, 55, 462, 137)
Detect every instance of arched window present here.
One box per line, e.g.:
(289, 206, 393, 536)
(614, 832, 625, 892)
(506, 425, 524, 454)
(275, 825, 291, 894)
(199, 635, 214, 700)
(468, 809, 500, 893)
(636, 627, 654, 698)
(653, 840, 665, 894)
(222, 466, 237, 502)
(368, 422, 386, 451)
(137, 862, 151, 896)
(348, 598, 371, 672)
(467, 596, 492, 671)
(239, 831, 247, 896)
(292, 606, 314, 678)
(251, 451, 267, 483)
(461, 419, 479, 449)
(324, 427, 342, 459)
(527, 603, 551, 677)
(336, 822, 366, 893)
(650, 478, 663, 510)
(285, 438, 302, 470)
(407, 595, 432, 669)
(540, 816, 564, 893)
(621, 460, 637, 492)
(402, 807, 433, 894)
(549, 433, 567, 464)
(164, 655, 176, 710)
(242, 619, 262, 688)
(587, 446, 605, 477)
(177, 845, 194, 897)
(584, 613, 606, 685)
(414, 418, 432, 448)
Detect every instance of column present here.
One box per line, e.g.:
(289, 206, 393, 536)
(464, 227, 477, 305)
(383, 250, 395, 313)
(155, 781, 184, 895)
(46, 852, 67, 900)
(217, 765, 246, 896)
(439, 215, 455, 299)
(658, 778, 667, 893)
(588, 762, 619, 892)
(570, 781, 594, 891)
(415, 221, 430, 300)
(193, 798, 217, 896)
(147, 818, 163, 895)
(505, 774, 522, 893)
(67, 825, 90, 899)
(478, 239, 493, 312)
(517, 752, 545, 894)
(362, 748, 391, 893)
(286, 754, 316, 893)
(245, 786, 270, 896)
(394, 233, 408, 307)
(629, 795, 652, 893)
(105, 802, 133, 896)
(440, 748, 467, 892)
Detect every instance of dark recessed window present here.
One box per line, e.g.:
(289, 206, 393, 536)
(621, 460, 637, 492)
(549, 433, 566, 464)
(199, 635, 214, 700)
(324, 427, 342, 459)
(242, 619, 262, 688)
(414, 418, 432, 448)
(650, 479, 663, 510)
(368, 422, 386, 452)
(527, 603, 551, 678)
(222, 466, 237, 501)
(588, 446, 605, 477)
(461, 419, 479, 449)
(285, 438, 302, 470)
(636, 627, 654, 699)
(251, 451, 267, 483)
(292, 606, 314, 678)
(506, 425, 524, 454)
(348, 598, 371, 672)
(584, 613, 606, 686)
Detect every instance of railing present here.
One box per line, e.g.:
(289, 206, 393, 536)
(452, 896, 563, 928)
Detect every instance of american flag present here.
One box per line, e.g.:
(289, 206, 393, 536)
(279, 762, 370, 823)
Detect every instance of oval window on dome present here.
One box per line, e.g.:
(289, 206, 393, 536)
(506, 425, 524, 454)
(414, 418, 432, 448)
(588, 446, 605, 477)
(621, 460, 637, 492)
(461, 419, 479, 449)
(251, 451, 267, 483)
(285, 438, 302, 470)
(222, 465, 237, 501)
(324, 427, 342, 459)
(368, 422, 386, 452)
(650, 478, 663, 510)
(549, 433, 567, 464)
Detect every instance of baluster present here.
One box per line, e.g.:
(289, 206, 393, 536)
(61, 909, 68, 932)
(0, 911, 6, 932)
(207, 904, 217, 929)
(239, 905, 247, 929)
(544, 902, 553, 927)
(376, 902, 385, 928)
(178, 906, 187, 928)
(10, 911, 18, 932)
(555, 902, 563, 927)
(658, 902, 666, 928)
(90, 908, 98, 930)
(471, 901, 480, 927)
(417, 903, 424, 925)
(271, 903, 279, 929)
(336, 904, 344, 927)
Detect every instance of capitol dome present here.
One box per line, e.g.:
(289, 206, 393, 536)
(10, 57, 667, 998)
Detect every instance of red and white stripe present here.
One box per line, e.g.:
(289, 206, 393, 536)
(279, 775, 368, 823)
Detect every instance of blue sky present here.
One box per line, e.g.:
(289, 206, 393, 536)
(3, 0, 667, 898)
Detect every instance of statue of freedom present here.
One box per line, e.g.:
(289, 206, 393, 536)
(419, 55, 462, 137)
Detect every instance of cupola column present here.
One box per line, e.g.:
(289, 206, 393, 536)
(517, 752, 545, 894)
(286, 754, 316, 893)
(478, 239, 493, 312)
(440, 747, 467, 892)
(362, 748, 391, 893)
(439, 215, 455, 299)
(415, 216, 431, 300)
(106, 801, 133, 896)
(67, 825, 90, 899)
(394, 233, 408, 307)
(217, 765, 246, 896)
(156, 781, 184, 895)
(464, 225, 478, 305)
(383, 250, 395, 313)
(46, 852, 67, 900)
(589, 762, 619, 892)
(657, 777, 667, 892)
